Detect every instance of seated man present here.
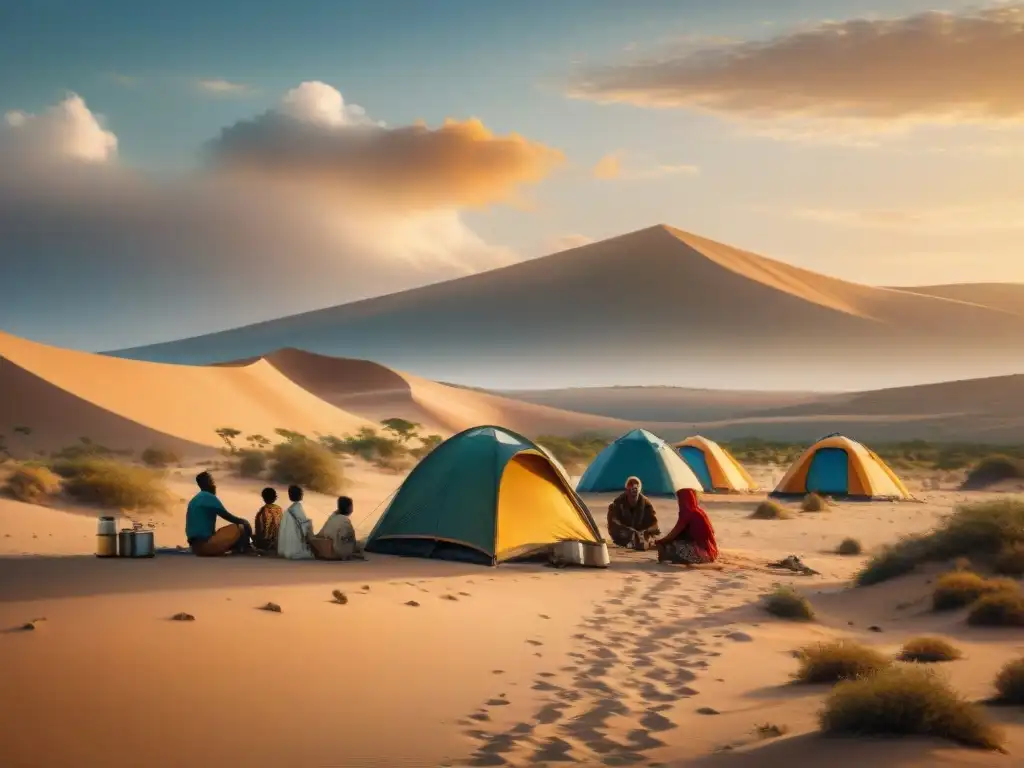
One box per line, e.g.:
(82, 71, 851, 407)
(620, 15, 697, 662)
(278, 485, 315, 560)
(312, 496, 365, 560)
(607, 476, 660, 551)
(253, 487, 283, 554)
(185, 471, 253, 556)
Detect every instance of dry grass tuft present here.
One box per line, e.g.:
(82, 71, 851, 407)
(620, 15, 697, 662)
(750, 501, 793, 520)
(966, 589, 1024, 627)
(4, 465, 62, 503)
(819, 665, 1004, 750)
(794, 639, 889, 684)
(899, 636, 963, 663)
(993, 542, 1024, 577)
(837, 538, 862, 556)
(762, 585, 814, 621)
(801, 492, 828, 512)
(931, 571, 1018, 612)
(993, 657, 1024, 704)
(140, 446, 181, 468)
(236, 449, 268, 479)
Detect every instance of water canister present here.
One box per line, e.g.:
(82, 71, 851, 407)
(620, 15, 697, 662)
(96, 516, 118, 558)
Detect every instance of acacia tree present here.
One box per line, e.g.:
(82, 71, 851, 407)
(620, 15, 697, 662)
(381, 418, 421, 444)
(215, 427, 242, 454)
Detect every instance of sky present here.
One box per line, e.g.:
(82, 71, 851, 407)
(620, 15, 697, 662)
(1, 0, 1022, 350)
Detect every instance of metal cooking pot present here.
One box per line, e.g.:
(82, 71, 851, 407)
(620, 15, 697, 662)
(96, 516, 118, 558)
(117, 529, 156, 558)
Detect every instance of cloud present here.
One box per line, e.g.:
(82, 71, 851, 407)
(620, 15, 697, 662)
(0, 88, 536, 347)
(782, 200, 1024, 234)
(569, 6, 1024, 135)
(207, 81, 564, 212)
(592, 151, 699, 180)
(3, 94, 117, 162)
(592, 153, 621, 179)
(195, 78, 255, 96)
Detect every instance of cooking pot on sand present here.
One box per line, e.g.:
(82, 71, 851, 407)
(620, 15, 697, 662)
(117, 528, 155, 558)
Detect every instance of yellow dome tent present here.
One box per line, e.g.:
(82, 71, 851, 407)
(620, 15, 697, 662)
(673, 436, 758, 493)
(770, 434, 911, 500)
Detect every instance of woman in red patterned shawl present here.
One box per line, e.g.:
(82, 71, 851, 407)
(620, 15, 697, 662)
(655, 488, 718, 565)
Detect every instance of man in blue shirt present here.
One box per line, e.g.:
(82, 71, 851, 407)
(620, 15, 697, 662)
(186, 471, 253, 556)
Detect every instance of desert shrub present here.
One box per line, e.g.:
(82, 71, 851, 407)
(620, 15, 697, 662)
(961, 456, 1024, 490)
(141, 446, 181, 468)
(4, 465, 62, 503)
(899, 636, 963, 663)
(380, 418, 421, 444)
(51, 439, 118, 461)
(269, 441, 344, 495)
(762, 585, 814, 621)
(855, 499, 1024, 586)
(819, 666, 1003, 750)
(53, 458, 171, 512)
(410, 433, 444, 459)
(966, 589, 1024, 627)
(535, 434, 611, 474)
(794, 639, 889, 683)
(993, 658, 1024, 704)
(932, 571, 1017, 611)
(993, 543, 1024, 576)
(749, 500, 792, 520)
(214, 427, 242, 454)
(837, 538, 862, 556)
(801, 492, 828, 512)
(325, 427, 406, 465)
(236, 449, 268, 478)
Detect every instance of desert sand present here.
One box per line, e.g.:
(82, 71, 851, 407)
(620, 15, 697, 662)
(1, 458, 1022, 767)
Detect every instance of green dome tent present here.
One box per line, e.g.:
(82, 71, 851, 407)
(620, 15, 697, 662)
(576, 428, 703, 496)
(364, 426, 601, 565)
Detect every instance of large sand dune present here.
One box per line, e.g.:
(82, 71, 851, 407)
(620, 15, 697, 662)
(110, 225, 1024, 392)
(893, 283, 1024, 318)
(0, 332, 375, 456)
(233, 348, 634, 436)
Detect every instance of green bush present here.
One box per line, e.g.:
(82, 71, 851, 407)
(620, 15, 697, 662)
(4, 465, 62, 503)
(141, 446, 181, 468)
(762, 585, 814, 621)
(855, 499, 1024, 586)
(819, 666, 1003, 750)
(994, 657, 1024, 704)
(535, 434, 610, 474)
(794, 639, 889, 683)
(52, 458, 170, 512)
(961, 456, 1024, 490)
(966, 589, 1024, 627)
(236, 449, 268, 478)
(837, 538, 862, 556)
(749, 500, 792, 519)
(899, 636, 963, 663)
(270, 441, 344, 495)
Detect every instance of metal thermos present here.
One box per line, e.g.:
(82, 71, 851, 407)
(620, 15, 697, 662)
(96, 516, 118, 558)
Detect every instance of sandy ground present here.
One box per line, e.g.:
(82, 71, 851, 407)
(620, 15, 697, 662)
(1, 461, 1022, 767)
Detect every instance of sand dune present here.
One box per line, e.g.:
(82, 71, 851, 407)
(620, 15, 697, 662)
(0, 332, 375, 456)
(110, 225, 1024, 392)
(893, 283, 1024, 318)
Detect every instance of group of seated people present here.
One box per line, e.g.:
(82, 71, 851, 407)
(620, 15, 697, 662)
(606, 476, 718, 565)
(184, 471, 363, 560)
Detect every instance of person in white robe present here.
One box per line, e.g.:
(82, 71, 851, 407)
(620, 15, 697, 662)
(316, 496, 364, 560)
(277, 485, 315, 560)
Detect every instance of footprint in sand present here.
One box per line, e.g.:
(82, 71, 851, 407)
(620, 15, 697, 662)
(485, 698, 510, 707)
(492, 670, 505, 675)
(527, 639, 544, 646)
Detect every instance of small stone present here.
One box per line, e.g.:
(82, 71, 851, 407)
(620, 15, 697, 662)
(331, 590, 348, 604)
(405, 600, 420, 607)
(361, 585, 370, 591)
(20, 622, 36, 631)
(171, 612, 195, 621)
(539, 614, 550, 619)
(441, 594, 458, 601)
(696, 707, 720, 715)
(868, 625, 883, 633)
(260, 602, 282, 613)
